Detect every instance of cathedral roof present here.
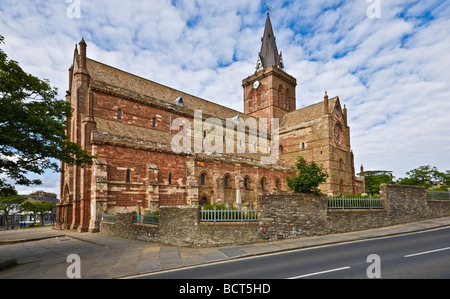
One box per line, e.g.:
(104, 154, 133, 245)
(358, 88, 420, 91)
(85, 58, 250, 122)
(280, 97, 339, 129)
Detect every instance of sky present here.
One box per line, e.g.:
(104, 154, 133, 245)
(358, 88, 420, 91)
(1, 0, 449, 197)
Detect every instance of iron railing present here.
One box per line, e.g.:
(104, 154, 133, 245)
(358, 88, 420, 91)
(426, 191, 450, 200)
(133, 214, 159, 225)
(200, 207, 258, 222)
(327, 196, 384, 209)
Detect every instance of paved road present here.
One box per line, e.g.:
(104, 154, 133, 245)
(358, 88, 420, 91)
(130, 226, 450, 279)
(1, 217, 450, 279)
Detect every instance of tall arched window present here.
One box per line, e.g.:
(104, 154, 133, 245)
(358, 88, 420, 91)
(260, 178, 267, 191)
(117, 109, 122, 120)
(200, 173, 206, 186)
(224, 175, 230, 188)
(168, 172, 172, 185)
(244, 177, 249, 190)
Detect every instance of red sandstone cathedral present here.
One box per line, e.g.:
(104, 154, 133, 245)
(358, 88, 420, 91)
(57, 13, 364, 232)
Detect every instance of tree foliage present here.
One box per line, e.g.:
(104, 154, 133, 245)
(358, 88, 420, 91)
(0, 187, 27, 229)
(286, 156, 328, 195)
(0, 34, 94, 190)
(21, 200, 55, 226)
(396, 165, 448, 189)
(362, 170, 394, 194)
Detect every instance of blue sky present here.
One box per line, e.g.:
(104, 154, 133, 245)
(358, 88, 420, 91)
(1, 0, 449, 196)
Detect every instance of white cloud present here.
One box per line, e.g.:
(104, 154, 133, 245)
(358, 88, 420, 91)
(1, 0, 449, 196)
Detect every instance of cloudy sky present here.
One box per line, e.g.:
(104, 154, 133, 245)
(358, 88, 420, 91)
(1, 0, 449, 196)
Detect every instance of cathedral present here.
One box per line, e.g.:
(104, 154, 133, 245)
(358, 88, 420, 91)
(57, 13, 364, 232)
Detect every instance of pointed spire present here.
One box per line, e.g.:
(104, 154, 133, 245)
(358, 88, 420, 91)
(256, 12, 284, 71)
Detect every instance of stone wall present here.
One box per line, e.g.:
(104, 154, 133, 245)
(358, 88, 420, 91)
(100, 184, 450, 247)
(258, 193, 328, 241)
(100, 206, 260, 247)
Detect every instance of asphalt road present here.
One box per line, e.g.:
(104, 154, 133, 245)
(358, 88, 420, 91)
(130, 226, 450, 279)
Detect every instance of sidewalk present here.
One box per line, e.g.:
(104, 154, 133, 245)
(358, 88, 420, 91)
(1, 216, 450, 279)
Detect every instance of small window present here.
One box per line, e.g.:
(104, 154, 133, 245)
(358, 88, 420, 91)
(152, 117, 156, 128)
(301, 142, 305, 150)
(260, 178, 266, 191)
(117, 109, 122, 120)
(126, 169, 130, 182)
(279, 145, 283, 154)
(203, 130, 206, 138)
(339, 158, 343, 170)
(224, 175, 230, 188)
(244, 177, 249, 189)
(275, 178, 281, 190)
(200, 173, 206, 186)
(168, 172, 172, 185)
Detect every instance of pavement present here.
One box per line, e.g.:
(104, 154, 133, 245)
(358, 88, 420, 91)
(1, 216, 450, 279)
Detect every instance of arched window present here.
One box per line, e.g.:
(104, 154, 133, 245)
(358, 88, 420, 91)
(301, 142, 305, 150)
(244, 177, 249, 190)
(339, 158, 343, 170)
(168, 172, 172, 185)
(260, 178, 267, 191)
(152, 117, 156, 128)
(224, 175, 230, 188)
(279, 145, 283, 154)
(117, 109, 122, 120)
(275, 178, 281, 190)
(200, 173, 206, 186)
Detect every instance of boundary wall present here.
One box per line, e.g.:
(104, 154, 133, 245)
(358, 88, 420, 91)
(100, 184, 450, 246)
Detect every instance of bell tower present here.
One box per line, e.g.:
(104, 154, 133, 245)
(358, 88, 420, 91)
(242, 13, 297, 132)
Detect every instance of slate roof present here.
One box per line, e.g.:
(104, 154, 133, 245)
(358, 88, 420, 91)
(280, 97, 338, 129)
(86, 58, 250, 122)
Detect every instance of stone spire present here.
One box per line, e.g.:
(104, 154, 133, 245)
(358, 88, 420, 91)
(256, 13, 284, 71)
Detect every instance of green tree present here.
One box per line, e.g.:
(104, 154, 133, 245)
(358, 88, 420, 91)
(21, 200, 55, 226)
(286, 156, 328, 195)
(0, 187, 26, 230)
(0, 34, 94, 191)
(396, 165, 446, 189)
(362, 170, 394, 195)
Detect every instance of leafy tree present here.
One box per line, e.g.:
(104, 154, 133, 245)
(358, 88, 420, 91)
(21, 200, 55, 226)
(0, 34, 94, 191)
(396, 165, 446, 189)
(286, 156, 328, 195)
(0, 187, 26, 230)
(362, 170, 394, 195)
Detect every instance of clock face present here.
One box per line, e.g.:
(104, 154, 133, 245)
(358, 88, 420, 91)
(253, 80, 261, 90)
(334, 123, 343, 146)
